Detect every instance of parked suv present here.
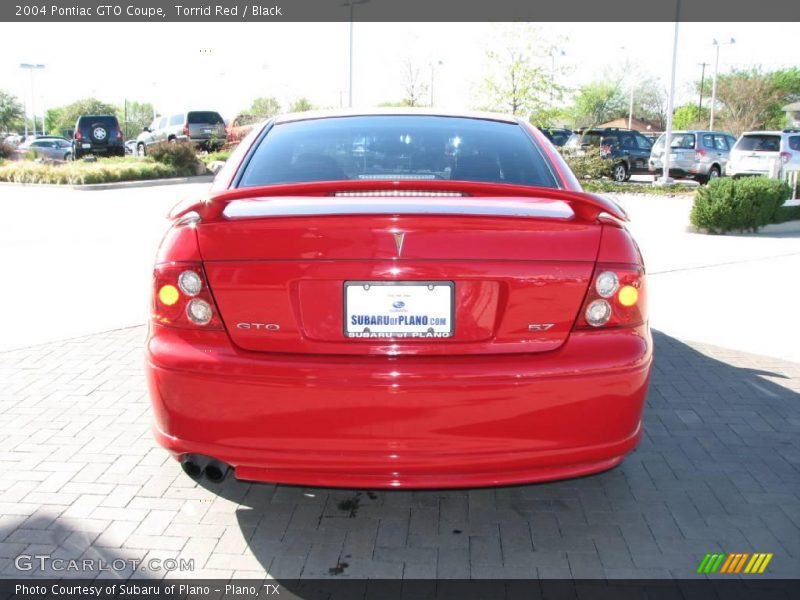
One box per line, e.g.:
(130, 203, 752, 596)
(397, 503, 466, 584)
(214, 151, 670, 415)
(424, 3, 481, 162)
(727, 130, 800, 178)
(649, 130, 737, 183)
(72, 115, 124, 159)
(539, 127, 572, 147)
(136, 110, 227, 155)
(563, 127, 652, 182)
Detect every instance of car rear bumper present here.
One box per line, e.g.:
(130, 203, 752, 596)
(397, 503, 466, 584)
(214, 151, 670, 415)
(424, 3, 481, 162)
(75, 143, 124, 155)
(649, 160, 707, 178)
(726, 167, 770, 177)
(178, 135, 226, 149)
(145, 324, 652, 488)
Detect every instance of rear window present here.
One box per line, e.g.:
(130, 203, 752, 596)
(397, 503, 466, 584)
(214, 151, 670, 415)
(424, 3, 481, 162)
(543, 129, 570, 146)
(566, 132, 602, 147)
(78, 116, 118, 128)
(653, 133, 695, 150)
(238, 116, 558, 188)
(169, 113, 184, 126)
(735, 135, 781, 152)
(188, 111, 224, 125)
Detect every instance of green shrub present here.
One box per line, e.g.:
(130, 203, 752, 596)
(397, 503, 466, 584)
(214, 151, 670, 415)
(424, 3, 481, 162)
(560, 146, 614, 180)
(776, 204, 800, 223)
(146, 141, 204, 176)
(690, 176, 791, 233)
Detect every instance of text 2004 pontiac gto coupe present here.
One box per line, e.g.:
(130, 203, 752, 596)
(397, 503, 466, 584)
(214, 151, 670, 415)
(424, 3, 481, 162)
(145, 110, 652, 489)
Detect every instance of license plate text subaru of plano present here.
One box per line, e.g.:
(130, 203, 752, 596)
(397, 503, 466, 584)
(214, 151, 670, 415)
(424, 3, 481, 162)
(345, 281, 454, 338)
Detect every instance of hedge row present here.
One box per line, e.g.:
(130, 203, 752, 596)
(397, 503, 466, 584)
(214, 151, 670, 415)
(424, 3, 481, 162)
(0, 158, 178, 185)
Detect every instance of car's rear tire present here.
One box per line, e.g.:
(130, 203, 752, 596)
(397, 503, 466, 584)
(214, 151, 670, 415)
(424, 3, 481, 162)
(613, 163, 629, 183)
(168, 137, 177, 144)
(137, 143, 146, 157)
(64, 152, 72, 161)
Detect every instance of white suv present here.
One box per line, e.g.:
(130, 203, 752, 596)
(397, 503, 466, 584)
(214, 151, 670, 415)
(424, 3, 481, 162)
(727, 129, 800, 177)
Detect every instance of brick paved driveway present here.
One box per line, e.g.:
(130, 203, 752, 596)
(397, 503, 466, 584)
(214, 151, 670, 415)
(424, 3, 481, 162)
(1, 327, 798, 580)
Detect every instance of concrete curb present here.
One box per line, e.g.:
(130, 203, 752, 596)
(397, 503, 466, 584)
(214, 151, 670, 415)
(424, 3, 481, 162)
(0, 174, 213, 192)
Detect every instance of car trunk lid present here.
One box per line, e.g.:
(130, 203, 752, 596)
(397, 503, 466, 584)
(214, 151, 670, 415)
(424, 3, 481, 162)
(186, 184, 616, 356)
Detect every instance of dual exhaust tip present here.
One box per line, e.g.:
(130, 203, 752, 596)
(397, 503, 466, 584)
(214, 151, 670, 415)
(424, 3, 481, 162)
(181, 455, 231, 484)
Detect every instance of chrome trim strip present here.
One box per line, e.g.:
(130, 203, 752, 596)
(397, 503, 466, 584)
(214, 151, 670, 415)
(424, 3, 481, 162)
(222, 198, 574, 220)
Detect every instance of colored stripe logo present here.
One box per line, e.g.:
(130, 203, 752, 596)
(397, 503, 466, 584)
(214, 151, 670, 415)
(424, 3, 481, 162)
(697, 552, 773, 574)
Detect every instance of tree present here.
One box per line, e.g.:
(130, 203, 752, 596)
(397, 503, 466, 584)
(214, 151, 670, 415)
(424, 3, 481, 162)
(569, 80, 627, 128)
(633, 78, 668, 130)
(712, 68, 787, 134)
(672, 104, 709, 130)
(401, 59, 429, 107)
(120, 101, 155, 138)
(245, 96, 281, 118)
(768, 67, 800, 127)
(46, 98, 118, 136)
(482, 25, 554, 117)
(0, 90, 25, 133)
(289, 98, 314, 113)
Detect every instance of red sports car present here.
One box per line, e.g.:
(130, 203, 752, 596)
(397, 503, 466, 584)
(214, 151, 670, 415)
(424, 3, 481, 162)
(145, 110, 652, 489)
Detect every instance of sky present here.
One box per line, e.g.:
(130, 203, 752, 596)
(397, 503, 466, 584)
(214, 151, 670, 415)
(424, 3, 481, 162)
(1, 22, 798, 123)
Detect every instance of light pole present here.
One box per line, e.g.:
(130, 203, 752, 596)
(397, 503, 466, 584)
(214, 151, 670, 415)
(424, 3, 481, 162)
(430, 60, 443, 107)
(20, 63, 45, 137)
(697, 62, 709, 114)
(710, 37, 735, 130)
(628, 85, 635, 129)
(549, 49, 565, 109)
(658, 1, 681, 185)
(341, 0, 370, 108)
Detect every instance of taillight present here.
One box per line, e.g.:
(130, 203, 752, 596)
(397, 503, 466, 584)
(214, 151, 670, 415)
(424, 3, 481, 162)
(780, 152, 792, 164)
(152, 262, 222, 329)
(183, 125, 190, 136)
(75, 131, 83, 140)
(695, 149, 706, 160)
(574, 263, 647, 330)
(116, 129, 122, 139)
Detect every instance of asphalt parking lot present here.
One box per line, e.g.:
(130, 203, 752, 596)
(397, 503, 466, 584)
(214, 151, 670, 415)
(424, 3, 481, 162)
(0, 182, 798, 581)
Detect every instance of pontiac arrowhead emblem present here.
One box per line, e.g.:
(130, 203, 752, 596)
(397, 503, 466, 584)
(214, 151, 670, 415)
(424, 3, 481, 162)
(393, 232, 405, 256)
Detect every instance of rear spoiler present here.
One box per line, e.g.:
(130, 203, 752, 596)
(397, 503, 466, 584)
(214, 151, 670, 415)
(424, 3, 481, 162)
(169, 180, 627, 223)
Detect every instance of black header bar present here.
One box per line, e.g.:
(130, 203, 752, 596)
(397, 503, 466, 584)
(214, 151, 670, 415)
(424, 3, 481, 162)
(1, 0, 795, 22)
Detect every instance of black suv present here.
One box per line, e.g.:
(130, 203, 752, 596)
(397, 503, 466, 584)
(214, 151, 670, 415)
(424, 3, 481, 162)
(564, 127, 653, 182)
(72, 115, 125, 159)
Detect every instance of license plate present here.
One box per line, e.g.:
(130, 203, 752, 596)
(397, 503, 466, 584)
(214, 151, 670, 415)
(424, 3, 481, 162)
(204, 129, 213, 133)
(344, 281, 454, 339)
(82, 143, 91, 149)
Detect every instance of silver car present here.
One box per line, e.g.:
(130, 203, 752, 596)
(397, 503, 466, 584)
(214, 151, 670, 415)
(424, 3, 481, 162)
(727, 130, 800, 178)
(17, 137, 73, 161)
(649, 130, 737, 183)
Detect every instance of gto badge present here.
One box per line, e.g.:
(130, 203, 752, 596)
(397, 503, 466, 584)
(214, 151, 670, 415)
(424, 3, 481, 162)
(237, 323, 280, 331)
(528, 323, 555, 331)
(392, 231, 405, 256)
